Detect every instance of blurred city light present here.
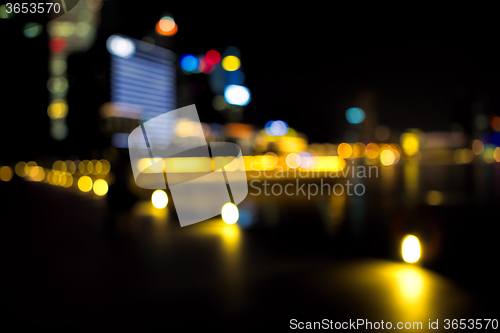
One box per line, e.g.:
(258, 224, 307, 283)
(106, 35, 135, 58)
(23, 22, 43, 38)
(286, 153, 301, 169)
(401, 132, 420, 156)
(49, 37, 66, 53)
(380, 149, 395, 166)
(222, 55, 241, 71)
(426, 191, 443, 205)
(47, 100, 68, 119)
(337, 143, 353, 159)
(494, 147, 500, 162)
(221, 203, 239, 224)
(151, 190, 168, 209)
(402, 235, 421, 263)
(264, 120, 289, 136)
(365, 143, 380, 159)
(205, 50, 221, 66)
(93, 179, 109, 196)
(472, 139, 484, 155)
(78, 176, 93, 192)
(453, 148, 474, 164)
(156, 16, 178, 36)
(352, 142, 366, 158)
(345, 107, 365, 124)
(223, 84, 251, 106)
(180, 54, 199, 72)
(0, 166, 13, 182)
(298, 152, 313, 168)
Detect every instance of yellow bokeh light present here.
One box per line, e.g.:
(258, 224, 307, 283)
(151, 189, 168, 209)
(99, 159, 111, 174)
(453, 148, 474, 164)
(15, 162, 27, 177)
(93, 179, 108, 196)
(426, 190, 443, 205)
(66, 160, 76, 174)
(78, 176, 93, 192)
(222, 56, 241, 71)
(0, 166, 13, 182)
(472, 139, 484, 155)
(365, 143, 380, 159)
(352, 142, 366, 158)
(62, 173, 73, 187)
(337, 143, 352, 159)
(262, 152, 279, 169)
(286, 153, 301, 169)
(91, 159, 102, 174)
(221, 202, 239, 224)
(483, 148, 495, 163)
(47, 100, 68, 119)
(495, 147, 500, 162)
(380, 149, 395, 166)
(402, 235, 421, 263)
(401, 133, 419, 156)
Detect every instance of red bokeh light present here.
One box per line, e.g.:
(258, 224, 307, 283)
(49, 37, 66, 53)
(205, 50, 221, 66)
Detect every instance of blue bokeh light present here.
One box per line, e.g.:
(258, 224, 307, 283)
(346, 107, 366, 124)
(180, 54, 200, 72)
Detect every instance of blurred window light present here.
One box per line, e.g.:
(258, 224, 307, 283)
(78, 176, 93, 192)
(472, 139, 484, 155)
(222, 55, 240, 71)
(180, 54, 199, 72)
(93, 179, 108, 196)
(224, 84, 250, 106)
(345, 107, 365, 124)
(337, 143, 352, 159)
(156, 16, 178, 36)
(152, 189, 168, 209)
(221, 203, 239, 224)
(205, 50, 221, 66)
(23, 22, 43, 38)
(0, 166, 13, 181)
(402, 235, 421, 263)
(106, 35, 135, 58)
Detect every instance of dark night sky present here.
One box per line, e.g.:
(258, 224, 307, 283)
(1, 3, 499, 160)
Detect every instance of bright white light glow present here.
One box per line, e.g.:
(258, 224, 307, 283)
(107, 35, 135, 58)
(151, 189, 168, 209)
(221, 203, 239, 224)
(224, 84, 251, 106)
(402, 235, 421, 263)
